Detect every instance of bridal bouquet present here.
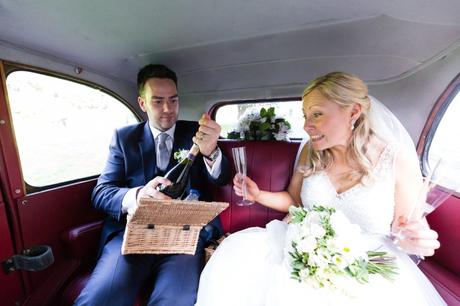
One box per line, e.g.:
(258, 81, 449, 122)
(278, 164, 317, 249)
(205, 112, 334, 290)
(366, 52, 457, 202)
(227, 107, 291, 141)
(287, 205, 398, 292)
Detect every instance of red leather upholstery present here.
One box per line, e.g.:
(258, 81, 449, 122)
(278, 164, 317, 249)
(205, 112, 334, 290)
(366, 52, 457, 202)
(60, 220, 103, 260)
(59, 140, 460, 305)
(422, 196, 460, 304)
(419, 259, 460, 305)
(59, 270, 91, 306)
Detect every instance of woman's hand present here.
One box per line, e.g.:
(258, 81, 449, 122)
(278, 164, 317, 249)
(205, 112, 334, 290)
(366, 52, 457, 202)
(394, 216, 440, 257)
(233, 174, 261, 202)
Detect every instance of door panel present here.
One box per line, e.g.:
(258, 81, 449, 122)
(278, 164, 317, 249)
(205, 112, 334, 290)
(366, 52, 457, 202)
(0, 196, 25, 305)
(16, 180, 101, 290)
(0, 61, 105, 304)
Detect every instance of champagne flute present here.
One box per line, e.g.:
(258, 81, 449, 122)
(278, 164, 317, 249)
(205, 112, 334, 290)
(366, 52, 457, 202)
(232, 146, 254, 206)
(394, 158, 456, 263)
(408, 158, 455, 220)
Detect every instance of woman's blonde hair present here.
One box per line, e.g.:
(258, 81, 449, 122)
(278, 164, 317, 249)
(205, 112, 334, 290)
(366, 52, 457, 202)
(299, 71, 378, 182)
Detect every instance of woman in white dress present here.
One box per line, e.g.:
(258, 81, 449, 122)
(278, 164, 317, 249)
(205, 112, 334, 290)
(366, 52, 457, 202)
(195, 72, 446, 306)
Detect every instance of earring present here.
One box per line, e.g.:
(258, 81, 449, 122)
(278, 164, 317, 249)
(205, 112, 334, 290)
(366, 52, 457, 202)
(351, 119, 356, 130)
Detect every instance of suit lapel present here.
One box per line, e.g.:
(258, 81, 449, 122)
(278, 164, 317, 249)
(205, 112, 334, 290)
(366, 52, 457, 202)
(167, 121, 191, 171)
(139, 122, 156, 183)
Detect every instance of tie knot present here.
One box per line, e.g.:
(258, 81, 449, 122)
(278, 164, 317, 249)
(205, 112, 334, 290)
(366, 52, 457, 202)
(158, 132, 169, 143)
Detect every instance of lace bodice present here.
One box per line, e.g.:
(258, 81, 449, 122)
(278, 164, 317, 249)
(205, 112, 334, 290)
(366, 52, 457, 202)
(300, 145, 397, 236)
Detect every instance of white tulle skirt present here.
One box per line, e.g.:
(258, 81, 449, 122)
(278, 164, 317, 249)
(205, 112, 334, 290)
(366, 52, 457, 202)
(195, 220, 446, 306)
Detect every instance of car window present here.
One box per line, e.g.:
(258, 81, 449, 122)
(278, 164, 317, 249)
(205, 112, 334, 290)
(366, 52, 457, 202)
(6, 70, 139, 189)
(215, 100, 306, 140)
(425, 87, 460, 192)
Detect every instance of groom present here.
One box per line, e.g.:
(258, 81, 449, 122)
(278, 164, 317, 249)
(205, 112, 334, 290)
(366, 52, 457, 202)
(75, 64, 230, 306)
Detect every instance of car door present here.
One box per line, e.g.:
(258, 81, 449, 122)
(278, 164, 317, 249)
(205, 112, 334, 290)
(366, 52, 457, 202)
(0, 61, 139, 305)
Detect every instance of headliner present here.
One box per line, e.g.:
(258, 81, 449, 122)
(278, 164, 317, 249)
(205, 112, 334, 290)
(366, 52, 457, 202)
(0, 0, 459, 93)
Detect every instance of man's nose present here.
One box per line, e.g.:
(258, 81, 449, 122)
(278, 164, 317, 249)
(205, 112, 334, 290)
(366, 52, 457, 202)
(163, 101, 171, 112)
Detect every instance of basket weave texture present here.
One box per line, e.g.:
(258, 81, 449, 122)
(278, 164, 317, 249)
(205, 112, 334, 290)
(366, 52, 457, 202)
(122, 198, 228, 255)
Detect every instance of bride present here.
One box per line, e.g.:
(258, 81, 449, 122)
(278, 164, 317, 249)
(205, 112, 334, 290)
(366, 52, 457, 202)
(195, 72, 446, 306)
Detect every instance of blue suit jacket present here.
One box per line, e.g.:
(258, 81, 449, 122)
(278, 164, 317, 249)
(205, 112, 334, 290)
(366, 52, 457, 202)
(92, 120, 230, 254)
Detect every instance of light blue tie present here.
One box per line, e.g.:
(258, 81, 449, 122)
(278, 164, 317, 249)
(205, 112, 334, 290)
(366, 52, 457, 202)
(157, 133, 170, 170)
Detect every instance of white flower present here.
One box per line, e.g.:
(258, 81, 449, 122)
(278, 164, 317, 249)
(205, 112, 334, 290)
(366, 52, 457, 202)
(310, 222, 326, 238)
(278, 122, 290, 132)
(299, 268, 311, 282)
(331, 254, 348, 269)
(328, 211, 368, 263)
(297, 236, 317, 253)
(238, 121, 250, 132)
(173, 149, 188, 162)
(306, 210, 322, 225)
(286, 223, 303, 244)
(309, 252, 329, 269)
(274, 131, 287, 141)
(329, 210, 351, 233)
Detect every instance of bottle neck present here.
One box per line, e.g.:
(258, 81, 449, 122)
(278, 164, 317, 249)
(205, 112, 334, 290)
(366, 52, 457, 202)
(188, 143, 200, 159)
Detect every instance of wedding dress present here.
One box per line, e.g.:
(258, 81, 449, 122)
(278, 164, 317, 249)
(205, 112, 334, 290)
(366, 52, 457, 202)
(195, 144, 447, 306)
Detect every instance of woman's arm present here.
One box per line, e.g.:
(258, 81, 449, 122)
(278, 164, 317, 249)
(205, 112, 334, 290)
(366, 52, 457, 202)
(393, 148, 440, 256)
(232, 174, 297, 212)
(393, 147, 423, 229)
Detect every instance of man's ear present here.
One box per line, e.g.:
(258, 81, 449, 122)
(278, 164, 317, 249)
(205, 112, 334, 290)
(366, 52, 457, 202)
(138, 96, 146, 112)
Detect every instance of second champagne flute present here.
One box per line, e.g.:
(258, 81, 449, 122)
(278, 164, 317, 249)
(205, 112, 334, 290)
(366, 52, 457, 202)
(394, 158, 456, 264)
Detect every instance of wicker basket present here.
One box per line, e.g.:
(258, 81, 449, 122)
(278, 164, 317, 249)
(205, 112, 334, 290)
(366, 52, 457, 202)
(122, 198, 228, 255)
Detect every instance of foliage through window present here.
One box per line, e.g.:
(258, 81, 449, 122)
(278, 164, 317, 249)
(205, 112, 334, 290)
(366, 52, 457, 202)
(6, 71, 138, 188)
(215, 100, 306, 140)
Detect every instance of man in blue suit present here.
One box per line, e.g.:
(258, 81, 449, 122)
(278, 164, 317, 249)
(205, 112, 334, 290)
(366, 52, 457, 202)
(75, 64, 230, 306)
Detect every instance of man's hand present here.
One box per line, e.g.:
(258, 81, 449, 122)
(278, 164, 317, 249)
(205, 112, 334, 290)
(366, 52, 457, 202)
(136, 176, 172, 203)
(193, 114, 221, 157)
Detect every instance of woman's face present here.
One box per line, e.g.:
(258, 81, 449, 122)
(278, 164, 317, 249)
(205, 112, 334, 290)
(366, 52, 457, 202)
(302, 89, 356, 151)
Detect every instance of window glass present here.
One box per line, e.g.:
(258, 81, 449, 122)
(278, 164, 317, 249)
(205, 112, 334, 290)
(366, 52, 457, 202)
(426, 89, 460, 191)
(6, 71, 138, 187)
(215, 100, 306, 139)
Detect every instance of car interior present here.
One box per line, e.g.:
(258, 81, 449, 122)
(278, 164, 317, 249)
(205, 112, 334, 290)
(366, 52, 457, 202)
(0, 1, 459, 305)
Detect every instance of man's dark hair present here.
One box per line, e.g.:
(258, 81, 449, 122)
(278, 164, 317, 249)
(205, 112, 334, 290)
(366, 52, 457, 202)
(137, 64, 178, 96)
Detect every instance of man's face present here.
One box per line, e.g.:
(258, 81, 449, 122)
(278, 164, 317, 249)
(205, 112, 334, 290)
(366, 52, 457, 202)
(138, 78, 179, 131)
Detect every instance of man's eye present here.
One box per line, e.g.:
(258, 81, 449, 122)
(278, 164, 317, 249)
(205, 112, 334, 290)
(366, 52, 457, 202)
(313, 113, 321, 118)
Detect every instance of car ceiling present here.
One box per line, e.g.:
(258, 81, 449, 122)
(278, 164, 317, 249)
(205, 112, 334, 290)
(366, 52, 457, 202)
(1, 0, 460, 95)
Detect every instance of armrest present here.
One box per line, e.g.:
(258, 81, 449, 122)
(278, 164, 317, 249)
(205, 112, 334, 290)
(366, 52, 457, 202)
(60, 220, 103, 261)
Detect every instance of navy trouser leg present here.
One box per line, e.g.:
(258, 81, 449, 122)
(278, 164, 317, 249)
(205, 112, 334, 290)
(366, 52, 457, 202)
(147, 243, 204, 306)
(74, 232, 154, 306)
